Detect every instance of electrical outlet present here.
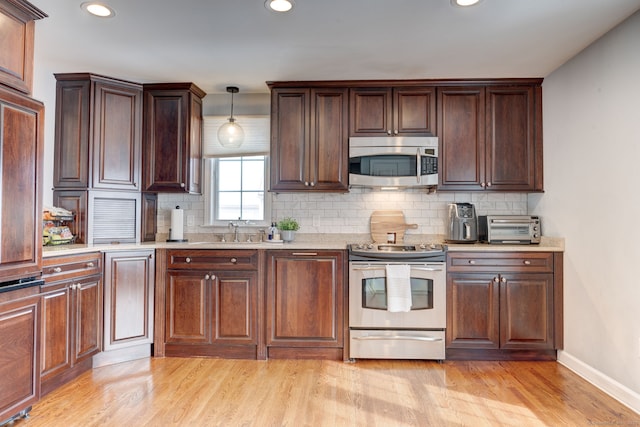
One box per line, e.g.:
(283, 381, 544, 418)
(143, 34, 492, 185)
(187, 215, 194, 227)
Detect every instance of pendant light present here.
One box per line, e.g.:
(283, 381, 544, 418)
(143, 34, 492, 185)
(265, 0, 295, 12)
(217, 86, 244, 148)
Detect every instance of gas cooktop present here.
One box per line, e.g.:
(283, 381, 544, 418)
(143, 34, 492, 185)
(348, 242, 446, 261)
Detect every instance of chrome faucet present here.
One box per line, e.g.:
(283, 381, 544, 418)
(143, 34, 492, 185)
(229, 221, 240, 242)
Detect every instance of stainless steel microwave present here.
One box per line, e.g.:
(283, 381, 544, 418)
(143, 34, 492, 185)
(348, 136, 439, 189)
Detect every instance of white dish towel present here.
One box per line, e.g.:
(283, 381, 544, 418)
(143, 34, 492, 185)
(386, 264, 412, 312)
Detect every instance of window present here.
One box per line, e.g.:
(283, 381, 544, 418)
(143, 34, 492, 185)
(203, 115, 270, 226)
(208, 156, 269, 223)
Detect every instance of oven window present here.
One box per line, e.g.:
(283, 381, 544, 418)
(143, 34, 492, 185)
(362, 277, 434, 310)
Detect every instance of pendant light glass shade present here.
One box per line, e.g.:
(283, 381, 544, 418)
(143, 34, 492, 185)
(218, 86, 244, 148)
(265, 0, 294, 12)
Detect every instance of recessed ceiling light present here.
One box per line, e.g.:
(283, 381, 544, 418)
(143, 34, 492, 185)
(81, 2, 115, 18)
(451, 0, 482, 7)
(265, 0, 295, 13)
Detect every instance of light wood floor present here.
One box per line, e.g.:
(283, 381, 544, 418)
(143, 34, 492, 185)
(16, 358, 640, 427)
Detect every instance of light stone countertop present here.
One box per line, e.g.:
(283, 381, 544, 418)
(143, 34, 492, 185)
(43, 234, 564, 258)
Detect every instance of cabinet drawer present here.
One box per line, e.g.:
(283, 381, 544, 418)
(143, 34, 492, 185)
(167, 250, 258, 270)
(43, 252, 102, 282)
(447, 252, 554, 273)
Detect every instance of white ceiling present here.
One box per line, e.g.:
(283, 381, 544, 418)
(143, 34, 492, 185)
(33, 0, 640, 95)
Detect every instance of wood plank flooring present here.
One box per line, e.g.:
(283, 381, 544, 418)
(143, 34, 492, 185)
(15, 358, 640, 427)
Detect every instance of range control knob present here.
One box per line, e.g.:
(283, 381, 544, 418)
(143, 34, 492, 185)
(419, 243, 427, 249)
(366, 243, 374, 250)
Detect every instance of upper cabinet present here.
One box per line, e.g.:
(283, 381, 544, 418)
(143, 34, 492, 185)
(53, 73, 143, 191)
(143, 83, 205, 194)
(0, 0, 47, 94)
(437, 82, 543, 192)
(350, 86, 436, 136)
(269, 86, 349, 192)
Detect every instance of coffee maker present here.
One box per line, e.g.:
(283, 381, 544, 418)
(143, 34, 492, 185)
(445, 203, 478, 243)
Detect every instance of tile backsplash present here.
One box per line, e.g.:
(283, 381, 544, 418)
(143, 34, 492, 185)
(157, 189, 526, 238)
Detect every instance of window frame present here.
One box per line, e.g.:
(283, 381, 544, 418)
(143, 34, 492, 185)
(204, 156, 271, 227)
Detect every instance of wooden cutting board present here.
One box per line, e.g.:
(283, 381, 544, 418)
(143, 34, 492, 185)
(370, 210, 418, 243)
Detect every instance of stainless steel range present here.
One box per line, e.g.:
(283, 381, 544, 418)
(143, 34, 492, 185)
(348, 242, 446, 361)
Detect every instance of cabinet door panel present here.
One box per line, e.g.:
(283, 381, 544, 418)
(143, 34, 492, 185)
(214, 271, 257, 344)
(500, 273, 554, 349)
(311, 88, 348, 190)
(103, 251, 154, 351)
(395, 87, 436, 135)
(0, 295, 40, 423)
(270, 89, 308, 190)
(41, 288, 71, 379)
(437, 87, 485, 190)
(349, 88, 391, 136)
(92, 82, 141, 190)
(74, 276, 102, 362)
(446, 274, 499, 349)
(0, 90, 43, 282)
(165, 271, 210, 343)
(486, 86, 539, 190)
(267, 252, 343, 346)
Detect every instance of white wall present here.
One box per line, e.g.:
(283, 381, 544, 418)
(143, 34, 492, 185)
(530, 10, 640, 411)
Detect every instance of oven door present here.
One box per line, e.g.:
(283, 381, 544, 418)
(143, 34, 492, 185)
(348, 261, 446, 329)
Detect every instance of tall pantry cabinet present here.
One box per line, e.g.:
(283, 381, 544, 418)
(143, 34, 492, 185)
(0, 0, 47, 424)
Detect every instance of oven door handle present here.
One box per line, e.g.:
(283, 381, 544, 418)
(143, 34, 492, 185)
(352, 334, 442, 342)
(352, 266, 443, 272)
(411, 267, 444, 272)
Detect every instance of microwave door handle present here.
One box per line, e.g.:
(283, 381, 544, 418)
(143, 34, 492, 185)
(416, 148, 421, 184)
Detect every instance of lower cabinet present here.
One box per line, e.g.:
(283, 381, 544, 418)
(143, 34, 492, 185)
(40, 253, 102, 395)
(155, 249, 262, 359)
(266, 250, 345, 360)
(93, 250, 155, 367)
(0, 287, 41, 425)
(446, 251, 563, 360)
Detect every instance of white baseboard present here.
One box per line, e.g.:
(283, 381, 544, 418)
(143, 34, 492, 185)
(557, 350, 640, 415)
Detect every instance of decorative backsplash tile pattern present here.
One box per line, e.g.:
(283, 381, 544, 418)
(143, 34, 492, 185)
(157, 189, 527, 238)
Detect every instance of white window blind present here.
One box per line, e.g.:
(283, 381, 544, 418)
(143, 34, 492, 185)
(203, 115, 270, 158)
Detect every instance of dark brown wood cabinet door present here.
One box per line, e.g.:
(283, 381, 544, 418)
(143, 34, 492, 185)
(485, 85, 542, 191)
(394, 87, 436, 135)
(53, 79, 90, 188)
(499, 273, 554, 349)
(446, 273, 499, 349)
(310, 88, 349, 191)
(349, 88, 392, 136)
(91, 82, 142, 191)
(165, 270, 211, 344)
(0, 294, 40, 423)
(437, 86, 486, 191)
(188, 94, 203, 194)
(41, 287, 72, 380)
(213, 270, 258, 345)
(143, 90, 188, 191)
(266, 251, 343, 347)
(73, 276, 102, 363)
(270, 88, 309, 191)
(103, 251, 154, 351)
(0, 88, 43, 282)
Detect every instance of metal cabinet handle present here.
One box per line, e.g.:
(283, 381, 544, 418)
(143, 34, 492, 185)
(480, 182, 486, 188)
(292, 252, 318, 256)
(205, 274, 210, 280)
(310, 182, 315, 187)
(468, 260, 476, 265)
(185, 257, 191, 263)
(493, 277, 499, 283)
(86, 262, 95, 268)
(501, 277, 506, 283)
(180, 183, 185, 188)
(53, 267, 62, 273)
(387, 130, 392, 135)
(487, 182, 492, 187)
(230, 258, 237, 263)
(394, 129, 399, 135)
(304, 181, 309, 186)
(70, 283, 77, 290)
(523, 260, 531, 265)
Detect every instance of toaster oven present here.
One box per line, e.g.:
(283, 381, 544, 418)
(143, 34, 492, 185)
(478, 215, 541, 244)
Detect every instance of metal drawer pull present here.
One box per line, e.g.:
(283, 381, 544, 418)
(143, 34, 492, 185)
(292, 253, 318, 256)
(86, 262, 95, 268)
(230, 258, 237, 263)
(468, 260, 476, 265)
(185, 257, 191, 263)
(523, 260, 531, 265)
(53, 267, 62, 273)
(353, 335, 442, 342)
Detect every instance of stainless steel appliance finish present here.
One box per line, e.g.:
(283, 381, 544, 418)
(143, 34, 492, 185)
(348, 244, 446, 361)
(445, 202, 478, 243)
(478, 215, 542, 244)
(348, 136, 438, 189)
